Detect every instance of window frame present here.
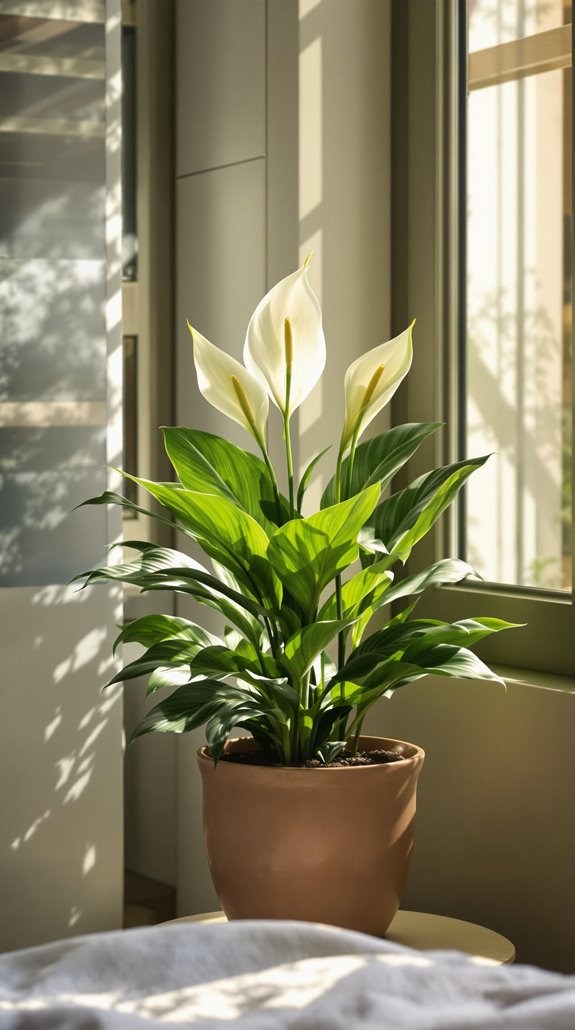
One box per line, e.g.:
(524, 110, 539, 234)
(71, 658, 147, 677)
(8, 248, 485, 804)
(390, 0, 575, 678)
(121, 0, 174, 548)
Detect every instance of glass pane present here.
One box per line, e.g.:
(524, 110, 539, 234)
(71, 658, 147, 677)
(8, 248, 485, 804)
(0, 259, 106, 401)
(0, 11, 108, 587)
(465, 62, 572, 590)
(469, 0, 571, 53)
(0, 427, 107, 587)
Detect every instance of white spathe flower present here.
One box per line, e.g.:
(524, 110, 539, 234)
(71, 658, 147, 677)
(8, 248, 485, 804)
(188, 323, 269, 444)
(341, 322, 414, 448)
(243, 261, 326, 418)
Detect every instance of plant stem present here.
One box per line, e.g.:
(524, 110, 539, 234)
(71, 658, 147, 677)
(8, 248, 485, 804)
(351, 719, 363, 756)
(332, 442, 348, 741)
(262, 614, 280, 661)
(345, 424, 360, 498)
(334, 444, 345, 504)
(334, 442, 346, 670)
(231, 374, 283, 523)
(283, 318, 296, 518)
(284, 406, 295, 518)
(302, 671, 310, 710)
(258, 442, 283, 524)
(346, 695, 383, 748)
(256, 647, 268, 677)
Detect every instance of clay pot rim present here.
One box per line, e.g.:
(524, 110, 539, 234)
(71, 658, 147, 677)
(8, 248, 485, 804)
(197, 734, 425, 770)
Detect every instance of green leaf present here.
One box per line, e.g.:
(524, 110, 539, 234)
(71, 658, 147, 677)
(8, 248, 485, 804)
(315, 740, 347, 764)
(130, 680, 250, 740)
(366, 456, 490, 562)
(319, 678, 368, 708)
(339, 617, 516, 684)
(163, 427, 287, 533)
(322, 423, 441, 507)
(147, 666, 192, 694)
(297, 446, 331, 511)
(224, 626, 244, 650)
(402, 617, 520, 661)
(311, 651, 337, 690)
(281, 620, 352, 682)
(363, 646, 506, 694)
(353, 617, 449, 660)
(237, 671, 299, 712)
(415, 645, 506, 685)
(113, 614, 222, 655)
(107, 639, 203, 687)
(380, 558, 482, 607)
(186, 644, 261, 678)
(82, 543, 267, 648)
(143, 575, 264, 649)
(318, 559, 394, 625)
(77, 491, 179, 534)
(81, 545, 269, 624)
(267, 484, 381, 618)
(116, 473, 282, 610)
(133, 567, 272, 623)
(204, 705, 270, 763)
(320, 559, 482, 652)
(77, 544, 206, 589)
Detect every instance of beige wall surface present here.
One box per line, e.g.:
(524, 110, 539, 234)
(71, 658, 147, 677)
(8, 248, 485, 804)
(176, 0, 266, 178)
(0, 587, 123, 951)
(367, 676, 575, 974)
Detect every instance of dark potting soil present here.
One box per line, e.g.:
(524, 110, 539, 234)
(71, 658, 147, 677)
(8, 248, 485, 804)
(220, 749, 404, 768)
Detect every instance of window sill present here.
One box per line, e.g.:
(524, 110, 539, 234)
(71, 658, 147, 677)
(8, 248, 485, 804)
(494, 665, 575, 695)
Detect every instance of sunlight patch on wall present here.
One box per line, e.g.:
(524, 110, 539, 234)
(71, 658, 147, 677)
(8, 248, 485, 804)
(44, 710, 62, 742)
(300, 0, 322, 17)
(10, 809, 51, 852)
(82, 843, 96, 875)
(299, 37, 322, 222)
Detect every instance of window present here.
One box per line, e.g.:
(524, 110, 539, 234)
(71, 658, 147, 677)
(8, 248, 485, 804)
(390, 0, 574, 677)
(0, 2, 111, 585)
(464, 0, 572, 592)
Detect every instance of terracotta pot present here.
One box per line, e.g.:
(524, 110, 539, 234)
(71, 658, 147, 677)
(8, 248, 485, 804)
(197, 734, 425, 936)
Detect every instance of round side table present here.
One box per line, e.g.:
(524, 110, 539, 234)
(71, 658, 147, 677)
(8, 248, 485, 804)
(167, 910, 515, 965)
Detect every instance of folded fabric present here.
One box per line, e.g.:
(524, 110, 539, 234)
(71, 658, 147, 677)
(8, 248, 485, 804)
(0, 920, 574, 1029)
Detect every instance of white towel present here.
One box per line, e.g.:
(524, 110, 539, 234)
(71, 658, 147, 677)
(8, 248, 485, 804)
(0, 920, 574, 1028)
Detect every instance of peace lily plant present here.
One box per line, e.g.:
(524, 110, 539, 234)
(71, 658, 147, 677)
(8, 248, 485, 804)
(78, 261, 515, 765)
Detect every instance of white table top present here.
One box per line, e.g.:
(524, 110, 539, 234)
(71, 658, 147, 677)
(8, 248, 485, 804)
(168, 909, 516, 964)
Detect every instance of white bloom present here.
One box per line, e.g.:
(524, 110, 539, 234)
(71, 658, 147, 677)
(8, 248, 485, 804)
(243, 261, 326, 417)
(341, 322, 414, 448)
(189, 323, 269, 444)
